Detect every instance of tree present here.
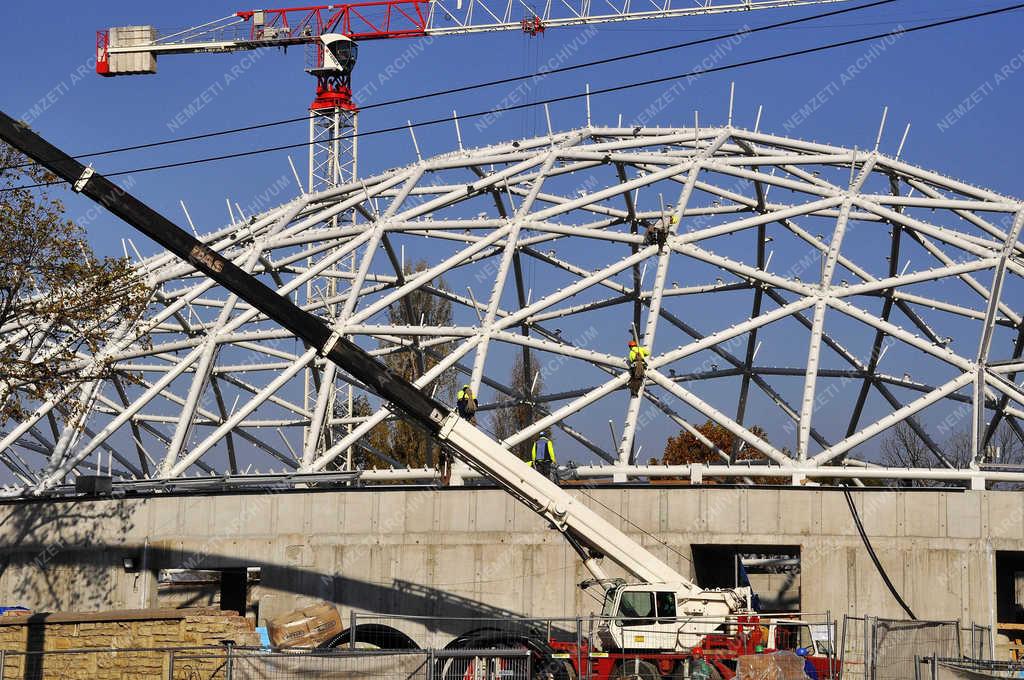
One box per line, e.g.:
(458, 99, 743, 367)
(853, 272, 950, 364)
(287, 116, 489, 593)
(988, 420, 1024, 466)
(490, 353, 542, 461)
(880, 420, 972, 487)
(881, 419, 1024, 488)
(371, 260, 455, 467)
(0, 144, 149, 424)
(662, 420, 768, 466)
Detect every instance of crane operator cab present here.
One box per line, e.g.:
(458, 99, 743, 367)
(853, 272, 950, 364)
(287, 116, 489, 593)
(597, 582, 752, 652)
(310, 34, 358, 77)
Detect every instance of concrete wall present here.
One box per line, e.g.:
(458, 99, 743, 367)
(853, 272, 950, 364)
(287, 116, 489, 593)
(1, 487, 1021, 637)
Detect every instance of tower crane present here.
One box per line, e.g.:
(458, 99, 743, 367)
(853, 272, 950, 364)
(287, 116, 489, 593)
(96, 0, 850, 195)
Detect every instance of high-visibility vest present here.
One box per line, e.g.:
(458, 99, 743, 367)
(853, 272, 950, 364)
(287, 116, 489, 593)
(530, 438, 555, 465)
(457, 387, 473, 401)
(628, 346, 650, 364)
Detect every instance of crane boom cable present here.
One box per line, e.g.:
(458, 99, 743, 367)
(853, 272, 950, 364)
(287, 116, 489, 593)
(6, 0, 896, 171)
(6, 1, 1022, 192)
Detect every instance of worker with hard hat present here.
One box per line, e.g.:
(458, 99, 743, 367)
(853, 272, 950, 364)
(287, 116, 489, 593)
(530, 430, 557, 481)
(796, 648, 819, 679)
(627, 340, 650, 396)
(690, 648, 714, 680)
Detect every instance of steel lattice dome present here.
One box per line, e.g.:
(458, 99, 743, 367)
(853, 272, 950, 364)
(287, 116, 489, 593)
(5, 125, 1024, 493)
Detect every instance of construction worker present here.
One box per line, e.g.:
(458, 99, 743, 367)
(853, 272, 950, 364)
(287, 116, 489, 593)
(530, 431, 557, 481)
(626, 340, 650, 396)
(795, 647, 820, 680)
(644, 212, 676, 250)
(690, 648, 714, 680)
(456, 384, 478, 423)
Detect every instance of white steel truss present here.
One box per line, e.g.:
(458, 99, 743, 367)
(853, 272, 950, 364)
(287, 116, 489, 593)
(3, 125, 1024, 494)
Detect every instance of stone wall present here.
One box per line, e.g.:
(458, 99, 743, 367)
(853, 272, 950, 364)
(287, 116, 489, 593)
(0, 608, 258, 679)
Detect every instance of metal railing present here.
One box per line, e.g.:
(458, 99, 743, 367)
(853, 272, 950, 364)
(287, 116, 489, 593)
(914, 656, 1024, 679)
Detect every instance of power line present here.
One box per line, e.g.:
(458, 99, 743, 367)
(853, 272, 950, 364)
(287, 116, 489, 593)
(6, 0, 897, 171)
(5, 1, 1022, 192)
(358, 0, 901, 110)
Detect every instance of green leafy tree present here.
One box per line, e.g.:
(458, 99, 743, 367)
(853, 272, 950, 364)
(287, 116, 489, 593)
(0, 144, 149, 424)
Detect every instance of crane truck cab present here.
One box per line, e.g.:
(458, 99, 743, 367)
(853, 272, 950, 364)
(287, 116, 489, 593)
(597, 582, 753, 652)
(761, 618, 835, 657)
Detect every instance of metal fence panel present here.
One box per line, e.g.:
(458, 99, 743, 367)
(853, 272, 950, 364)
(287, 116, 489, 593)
(961, 625, 993, 661)
(840, 617, 993, 680)
(872, 618, 960, 680)
(168, 648, 530, 680)
(839, 615, 869, 680)
(921, 657, 1024, 679)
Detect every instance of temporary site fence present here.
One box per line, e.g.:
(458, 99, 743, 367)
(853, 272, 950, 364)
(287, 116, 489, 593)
(838, 616, 994, 680)
(0, 646, 530, 680)
(346, 611, 840, 680)
(169, 647, 531, 680)
(344, 611, 837, 650)
(0, 612, 841, 679)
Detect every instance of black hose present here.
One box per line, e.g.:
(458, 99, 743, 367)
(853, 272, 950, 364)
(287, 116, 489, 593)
(844, 489, 917, 620)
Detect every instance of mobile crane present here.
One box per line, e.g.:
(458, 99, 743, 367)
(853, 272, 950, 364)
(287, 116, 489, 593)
(0, 112, 840, 679)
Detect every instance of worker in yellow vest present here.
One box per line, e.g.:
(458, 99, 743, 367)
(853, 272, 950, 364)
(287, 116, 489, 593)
(530, 431, 557, 481)
(456, 384, 478, 423)
(627, 340, 650, 396)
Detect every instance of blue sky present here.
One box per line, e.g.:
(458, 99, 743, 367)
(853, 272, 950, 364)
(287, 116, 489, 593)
(2, 0, 1023, 465)
(4, 0, 1021, 259)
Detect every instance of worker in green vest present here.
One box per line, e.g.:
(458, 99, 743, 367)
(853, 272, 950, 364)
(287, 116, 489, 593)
(530, 431, 557, 481)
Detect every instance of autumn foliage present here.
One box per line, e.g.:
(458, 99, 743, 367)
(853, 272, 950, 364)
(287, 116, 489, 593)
(662, 419, 769, 466)
(0, 144, 149, 424)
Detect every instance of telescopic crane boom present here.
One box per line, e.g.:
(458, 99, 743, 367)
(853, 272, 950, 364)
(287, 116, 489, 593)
(0, 111, 750, 635)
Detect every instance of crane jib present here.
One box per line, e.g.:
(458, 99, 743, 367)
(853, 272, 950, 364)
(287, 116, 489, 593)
(0, 111, 447, 436)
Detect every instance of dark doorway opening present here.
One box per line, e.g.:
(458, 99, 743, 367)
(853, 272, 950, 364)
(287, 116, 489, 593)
(691, 544, 800, 612)
(157, 567, 260, 620)
(220, 567, 248, 617)
(996, 551, 1024, 624)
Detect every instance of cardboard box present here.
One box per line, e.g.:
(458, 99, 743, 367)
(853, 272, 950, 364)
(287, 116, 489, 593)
(266, 603, 343, 648)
